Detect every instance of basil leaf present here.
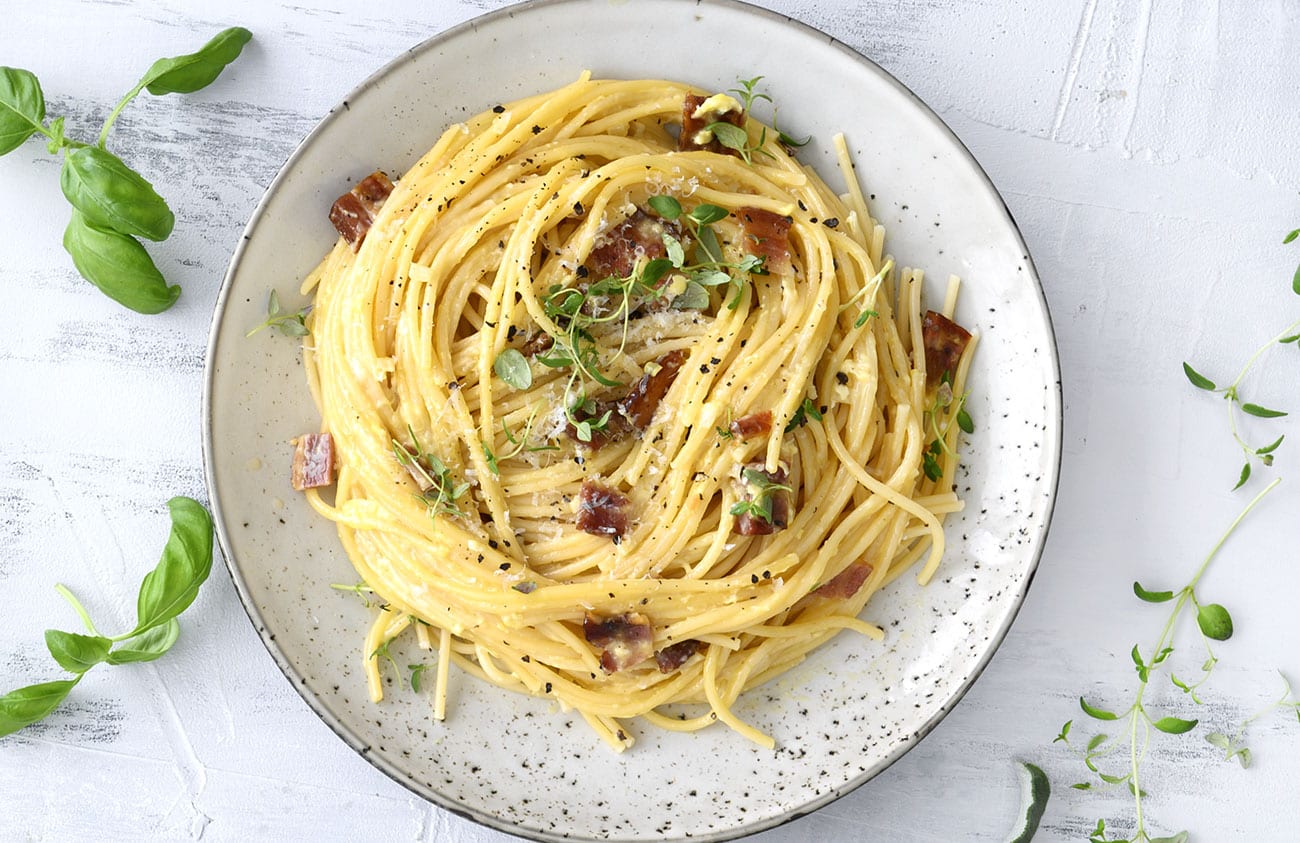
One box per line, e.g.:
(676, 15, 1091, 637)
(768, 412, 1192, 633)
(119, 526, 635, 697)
(1152, 715, 1198, 735)
(60, 146, 174, 241)
(1285, 228, 1299, 244)
(647, 195, 681, 220)
(1196, 603, 1233, 641)
(1133, 581, 1174, 603)
(129, 497, 214, 637)
(140, 27, 253, 96)
(106, 618, 180, 664)
(63, 211, 180, 313)
(1241, 403, 1287, 418)
(1079, 696, 1119, 720)
(0, 678, 80, 738)
(493, 348, 532, 390)
(44, 630, 111, 674)
(1181, 362, 1215, 391)
(0, 67, 45, 155)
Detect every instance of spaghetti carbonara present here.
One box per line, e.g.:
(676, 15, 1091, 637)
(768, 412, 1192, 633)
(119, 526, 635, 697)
(293, 74, 976, 751)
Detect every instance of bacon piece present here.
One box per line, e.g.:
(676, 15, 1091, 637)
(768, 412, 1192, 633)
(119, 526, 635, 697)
(921, 310, 972, 387)
(587, 209, 680, 279)
(814, 563, 874, 599)
(576, 480, 630, 540)
(618, 349, 689, 430)
(519, 330, 554, 357)
(584, 612, 653, 672)
(655, 640, 703, 673)
(329, 171, 395, 250)
(679, 93, 745, 153)
(729, 410, 772, 441)
(734, 207, 792, 274)
(733, 463, 791, 536)
(564, 401, 630, 451)
(291, 432, 335, 491)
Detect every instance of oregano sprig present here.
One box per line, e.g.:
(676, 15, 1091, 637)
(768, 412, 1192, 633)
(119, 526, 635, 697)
(0, 497, 214, 738)
(0, 27, 251, 313)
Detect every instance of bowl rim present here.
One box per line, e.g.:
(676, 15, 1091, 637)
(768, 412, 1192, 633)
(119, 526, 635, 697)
(201, 0, 1064, 839)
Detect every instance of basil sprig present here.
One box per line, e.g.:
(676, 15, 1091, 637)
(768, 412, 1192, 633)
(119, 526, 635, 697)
(0, 27, 251, 313)
(0, 497, 214, 738)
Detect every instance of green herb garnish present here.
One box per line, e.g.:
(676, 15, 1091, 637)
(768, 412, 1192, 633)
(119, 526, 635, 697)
(728, 467, 792, 524)
(493, 347, 533, 390)
(783, 397, 824, 433)
(922, 375, 972, 482)
(247, 289, 311, 337)
(1054, 480, 1279, 841)
(0, 28, 251, 313)
(393, 427, 471, 518)
(0, 498, 213, 738)
(1183, 233, 1299, 487)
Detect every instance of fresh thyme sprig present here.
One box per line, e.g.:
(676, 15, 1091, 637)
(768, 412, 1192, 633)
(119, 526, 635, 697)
(922, 373, 973, 482)
(706, 76, 810, 163)
(648, 195, 765, 311)
(783, 396, 823, 433)
(482, 408, 557, 476)
(728, 467, 791, 524)
(1183, 228, 1300, 489)
(328, 581, 385, 609)
(1203, 673, 1300, 769)
(392, 426, 471, 518)
(246, 288, 310, 337)
(1055, 479, 1280, 843)
(529, 197, 764, 444)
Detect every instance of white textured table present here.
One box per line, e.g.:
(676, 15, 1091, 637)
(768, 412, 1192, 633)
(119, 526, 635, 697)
(2, 1, 1298, 840)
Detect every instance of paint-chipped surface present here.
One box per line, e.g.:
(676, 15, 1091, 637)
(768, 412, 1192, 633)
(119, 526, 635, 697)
(1, 1, 1298, 842)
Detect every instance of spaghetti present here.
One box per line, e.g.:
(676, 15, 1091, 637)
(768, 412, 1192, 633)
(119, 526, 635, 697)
(296, 74, 976, 751)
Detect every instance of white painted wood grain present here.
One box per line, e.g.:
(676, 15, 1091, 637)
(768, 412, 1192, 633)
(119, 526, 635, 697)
(1, 1, 1298, 840)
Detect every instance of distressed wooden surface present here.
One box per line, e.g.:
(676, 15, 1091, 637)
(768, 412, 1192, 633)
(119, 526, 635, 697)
(2, 1, 1298, 840)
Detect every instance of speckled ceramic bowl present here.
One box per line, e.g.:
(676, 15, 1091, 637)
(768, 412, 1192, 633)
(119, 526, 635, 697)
(203, 1, 1061, 839)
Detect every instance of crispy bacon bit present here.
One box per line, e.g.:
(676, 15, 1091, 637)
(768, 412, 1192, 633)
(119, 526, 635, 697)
(655, 640, 703, 673)
(577, 480, 630, 539)
(734, 463, 791, 536)
(729, 410, 773, 441)
(587, 209, 680, 279)
(734, 207, 792, 274)
(329, 171, 395, 250)
(921, 310, 972, 387)
(519, 330, 554, 357)
(814, 563, 874, 599)
(679, 93, 745, 153)
(583, 612, 653, 672)
(291, 432, 335, 491)
(618, 349, 689, 429)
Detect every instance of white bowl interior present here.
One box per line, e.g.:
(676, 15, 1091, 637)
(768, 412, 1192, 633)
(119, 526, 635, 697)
(204, 1, 1061, 840)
